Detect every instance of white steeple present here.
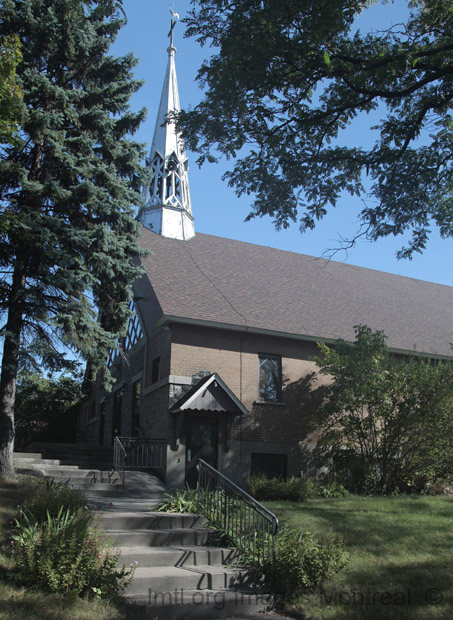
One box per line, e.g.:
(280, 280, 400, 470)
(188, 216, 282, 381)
(138, 16, 195, 241)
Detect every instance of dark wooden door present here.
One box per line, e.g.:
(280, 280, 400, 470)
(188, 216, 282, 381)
(185, 417, 218, 487)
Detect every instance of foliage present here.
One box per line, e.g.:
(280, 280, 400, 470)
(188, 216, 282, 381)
(156, 481, 347, 599)
(248, 474, 309, 501)
(0, 34, 22, 146)
(10, 479, 133, 598)
(20, 477, 87, 521)
(182, 0, 453, 258)
(14, 371, 81, 442)
(313, 479, 350, 498)
(248, 474, 349, 501)
(155, 485, 200, 513)
(307, 325, 453, 494)
(0, 0, 148, 476)
(422, 476, 453, 495)
(0, 477, 149, 620)
(258, 525, 348, 599)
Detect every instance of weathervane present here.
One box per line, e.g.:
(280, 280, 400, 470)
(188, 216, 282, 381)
(168, 7, 180, 47)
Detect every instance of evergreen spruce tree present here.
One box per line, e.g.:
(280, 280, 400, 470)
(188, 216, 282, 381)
(0, 0, 147, 477)
(0, 33, 22, 146)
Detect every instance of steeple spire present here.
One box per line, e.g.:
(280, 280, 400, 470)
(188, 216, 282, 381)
(138, 10, 195, 240)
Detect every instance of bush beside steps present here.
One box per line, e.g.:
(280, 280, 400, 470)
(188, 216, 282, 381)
(9, 478, 133, 599)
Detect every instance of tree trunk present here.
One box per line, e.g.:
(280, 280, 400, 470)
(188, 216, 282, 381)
(0, 262, 25, 478)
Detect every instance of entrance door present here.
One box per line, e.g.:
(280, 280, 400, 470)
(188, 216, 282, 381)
(185, 416, 218, 487)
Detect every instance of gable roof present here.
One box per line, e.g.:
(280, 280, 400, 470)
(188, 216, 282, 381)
(138, 226, 453, 359)
(170, 374, 248, 415)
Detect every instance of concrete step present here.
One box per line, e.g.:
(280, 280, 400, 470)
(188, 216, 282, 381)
(36, 466, 82, 473)
(44, 468, 116, 478)
(14, 457, 62, 466)
(88, 498, 164, 512)
(124, 588, 274, 618)
(82, 488, 163, 498)
(29, 442, 113, 455)
(118, 545, 240, 569)
(26, 443, 114, 469)
(59, 459, 113, 469)
(99, 512, 207, 531)
(107, 528, 212, 547)
(125, 565, 260, 594)
(49, 479, 123, 491)
(14, 452, 45, 459)
(14, 454, 112, 472)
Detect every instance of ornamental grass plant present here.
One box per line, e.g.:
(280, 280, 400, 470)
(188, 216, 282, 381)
(9, 478, 133, 598)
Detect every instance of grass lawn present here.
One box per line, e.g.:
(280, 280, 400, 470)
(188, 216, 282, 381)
(0, 476, 157, 620)
(267, 495, 453, 620)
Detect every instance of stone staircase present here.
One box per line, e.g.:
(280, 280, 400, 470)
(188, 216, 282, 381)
(14, 443, 274, 617)
(98, 506, 273, 618)
(13, 443, 123, 496)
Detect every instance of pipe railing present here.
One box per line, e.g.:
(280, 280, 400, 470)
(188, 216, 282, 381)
(197, 459, 279, 565)
(113, 436, 127, 484)
(113, 437, 166, 481)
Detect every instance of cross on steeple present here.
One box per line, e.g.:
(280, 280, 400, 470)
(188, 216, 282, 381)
(168, 7, 180, 48)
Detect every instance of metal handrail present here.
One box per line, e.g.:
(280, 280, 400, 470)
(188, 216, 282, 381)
(115, 437, 166, 479)
(197, 459, 279, 565)
(113, 436, 127, 484)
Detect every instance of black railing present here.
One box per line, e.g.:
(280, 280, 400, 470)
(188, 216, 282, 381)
(113, 437, 166, 480)
(197, 459, 279, 565)
(113, 436, 127, 484)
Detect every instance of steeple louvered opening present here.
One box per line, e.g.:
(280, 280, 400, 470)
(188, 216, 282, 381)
(138, 31, 195, 240)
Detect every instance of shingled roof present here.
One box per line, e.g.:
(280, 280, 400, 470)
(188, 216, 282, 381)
(138, 226, 453, 359)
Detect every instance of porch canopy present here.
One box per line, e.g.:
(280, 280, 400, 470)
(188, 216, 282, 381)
(170, 373, 247, 451)
(170, 373, 248, 416)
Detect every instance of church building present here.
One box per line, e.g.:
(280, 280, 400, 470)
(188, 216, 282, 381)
(78, 35, 453, 489)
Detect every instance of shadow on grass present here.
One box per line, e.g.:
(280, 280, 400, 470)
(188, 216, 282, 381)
(269, 497, 453, 620)
(269, 497, 453, 551)
(0, 585, 159, 620)
(302, 557, 452, 620)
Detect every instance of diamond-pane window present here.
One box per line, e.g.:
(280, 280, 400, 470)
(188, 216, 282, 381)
(107, 302, 144, 367)
(124, 306, 144, 351)
(107, 346, 120, 367)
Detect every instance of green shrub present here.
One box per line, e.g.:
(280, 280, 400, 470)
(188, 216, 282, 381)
(10, 481, 133, 598)
(258, 525, 348, 599)
(22, 478, 88, 520)
(310, 327, 453, 495)
(310, 479, 350, 498)
(248, 474, 309, 501)
(247, 474, 349, 501)
(156, 485, 199, 513)
(421, 476, 453, 496)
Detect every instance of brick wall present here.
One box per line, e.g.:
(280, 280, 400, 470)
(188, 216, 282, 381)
(170, 324, 329, 445)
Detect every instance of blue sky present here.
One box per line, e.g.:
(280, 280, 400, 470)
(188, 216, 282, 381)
(114, 0, 453, 287)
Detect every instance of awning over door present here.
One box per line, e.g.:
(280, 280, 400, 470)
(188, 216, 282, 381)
(170, 373, 247, 451)
(170, 373, 248, 415)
